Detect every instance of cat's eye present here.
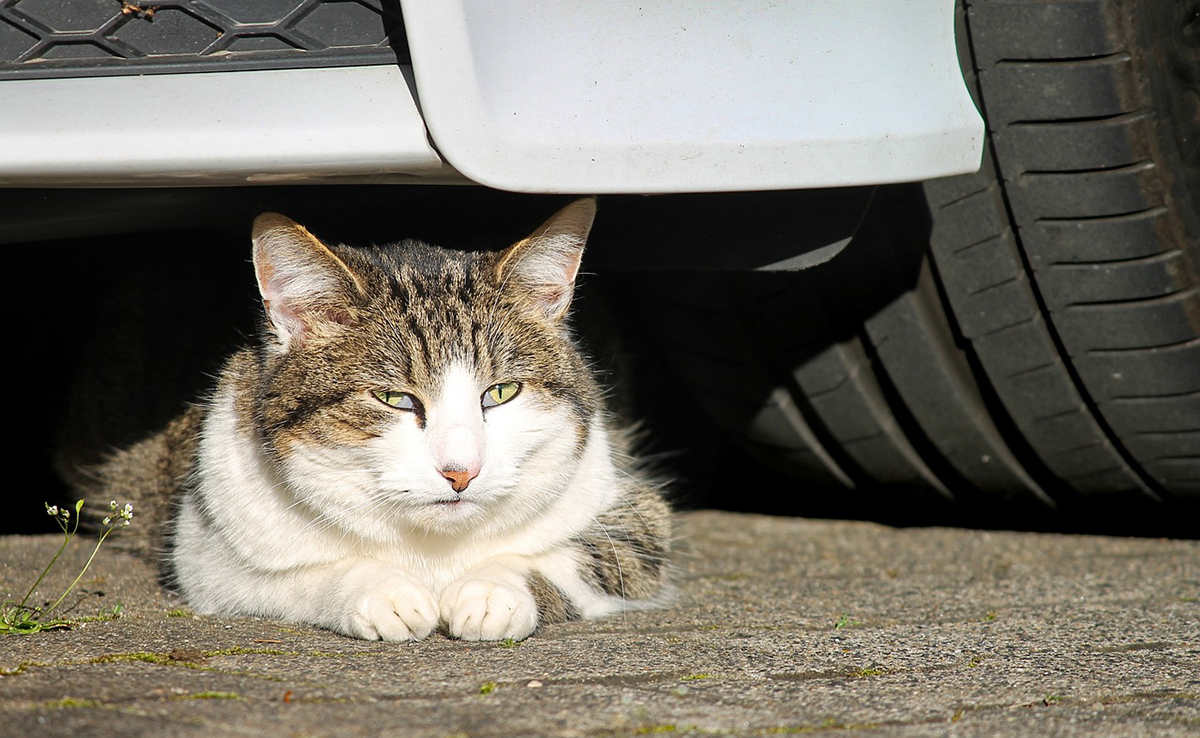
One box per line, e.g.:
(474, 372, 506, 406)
(482, 382, 521, 408)
(373, 390, 418, 411)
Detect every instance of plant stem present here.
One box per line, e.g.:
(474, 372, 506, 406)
(41, 528, 112, 619)
(16, 517, 77, 611)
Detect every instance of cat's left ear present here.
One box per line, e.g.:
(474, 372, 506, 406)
(497, 198, 596, 321)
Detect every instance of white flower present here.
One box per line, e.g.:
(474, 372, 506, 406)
(102, 517, 111, 526)
(45, 505, 58, 517)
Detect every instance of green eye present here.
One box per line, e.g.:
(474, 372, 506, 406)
(373, 390, 417, 410)
(482, 382, 520, 408)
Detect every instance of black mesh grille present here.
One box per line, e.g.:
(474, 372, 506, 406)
(0, 0, 407, 80)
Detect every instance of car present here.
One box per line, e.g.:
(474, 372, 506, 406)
(2, 0, 1195, 534)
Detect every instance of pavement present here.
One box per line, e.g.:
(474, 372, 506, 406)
(0, 510, 1197, 738)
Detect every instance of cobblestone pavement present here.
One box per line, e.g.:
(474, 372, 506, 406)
(1, 510, 1197, 737)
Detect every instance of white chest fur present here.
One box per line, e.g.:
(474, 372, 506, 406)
(171, 371, 621, 610)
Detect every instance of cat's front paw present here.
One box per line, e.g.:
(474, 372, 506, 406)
(343, 568, 439, 641)
(440, 571, 539, 641)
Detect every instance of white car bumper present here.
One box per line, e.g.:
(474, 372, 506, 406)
(0, 0, 981, 192)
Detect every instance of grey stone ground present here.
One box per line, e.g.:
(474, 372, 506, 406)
(0, 510, 1197, 738)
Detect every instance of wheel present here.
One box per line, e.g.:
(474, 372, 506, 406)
(643, 0, 1199, 532)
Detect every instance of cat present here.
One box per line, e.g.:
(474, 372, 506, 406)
(75, 199, 672, 641)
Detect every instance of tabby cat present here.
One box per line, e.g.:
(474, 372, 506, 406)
(80, 199, 672, 641)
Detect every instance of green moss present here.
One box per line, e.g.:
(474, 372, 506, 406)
(679, 674, 714, 681)
(74, 604, 124, 624)
(166, 608, 193, 618)
(479, 681, 499, 695)
(613, 723, 883, 736)
(0, 660, 46, 676)
(848, 667, 885, 678)
(174, 691, 243, 700)
(44, 697, 101, 709)
(91, 651, 176, 666)
(203, 647, 295, 657)
(762, 722, 879, 734)
(306, 649, 379, 659)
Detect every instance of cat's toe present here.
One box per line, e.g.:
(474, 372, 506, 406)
(347, 575, 439, 641)
(440, 577, 538, 641)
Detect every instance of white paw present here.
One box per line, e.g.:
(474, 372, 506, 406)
(440, 574, 539, 641)
(344, 570, 439, 641)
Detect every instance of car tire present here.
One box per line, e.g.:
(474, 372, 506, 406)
(644, 0, 1199, 532)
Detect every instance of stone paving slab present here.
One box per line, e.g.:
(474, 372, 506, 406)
(0, 511, 1197, 737)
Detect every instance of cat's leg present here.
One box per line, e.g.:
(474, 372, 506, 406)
(442, 488, 670, 640)
(440, 505, 670, 641)
(208, 558, 440, 641)
(438, 546, 657, 641)
(207, 558, 440, 641)
(439, 558, 542, 641)
(327, 559, 442, 641)
(174, 527, 440, 640)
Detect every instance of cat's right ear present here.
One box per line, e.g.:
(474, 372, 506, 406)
(251, 213, 365, 350)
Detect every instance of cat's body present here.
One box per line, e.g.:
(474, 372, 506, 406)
(74, 200, 672, 641)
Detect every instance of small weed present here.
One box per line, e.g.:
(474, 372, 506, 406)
(679, 674, 713, 681)
(966, 655, 986, 668)
(833, 614, 855, 630)
(981, 611, 997, 622)
(1, 500, 134, 635)
(499, 637, 518, 648)
(1043, 694, 1063, 705)
(848, 667, 885, 678)
(479, 681, 499, 695)
(1180, 597, 1198, 603)
(166, 608, 193, 618)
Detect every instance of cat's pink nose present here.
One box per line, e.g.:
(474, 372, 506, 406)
(440, 469, 477, 492)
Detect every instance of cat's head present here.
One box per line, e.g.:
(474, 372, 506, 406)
(243, 199, 603, 540)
